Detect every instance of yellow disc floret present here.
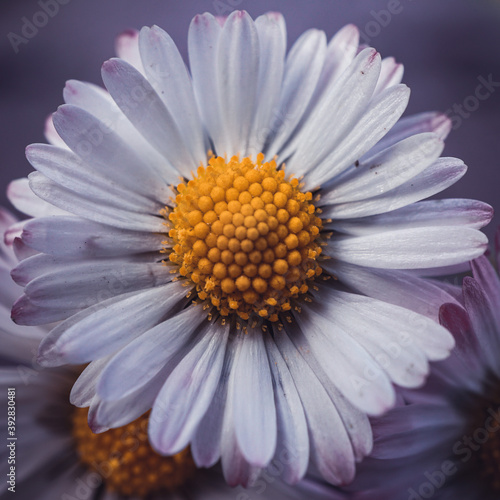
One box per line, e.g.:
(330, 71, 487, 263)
(72, 409, 196, 497)
(166, 153, 323, 321)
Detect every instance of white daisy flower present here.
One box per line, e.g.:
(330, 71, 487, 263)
(0, 209, 344, 500)
(8, 11, 491, 487)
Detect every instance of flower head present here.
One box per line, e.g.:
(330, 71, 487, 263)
(8, 11, 491, 486)
(345, 231, 500, 499)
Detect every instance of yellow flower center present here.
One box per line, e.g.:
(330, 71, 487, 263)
(72, 408, 196, 497)
(165, 153, 323, 321)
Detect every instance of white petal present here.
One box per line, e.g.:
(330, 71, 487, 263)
(52, 104, 170, 200)
(369, 112, 452, 158)
(273, 329, 356, 485)
(276, 24, 359, 162)
(21, 216, 165, 258)
(286, 48, 381, 178)
(101, 59, 196, 176)
(28, 172, 165, 231)
(149, 321, 229, 454)
(63, 79, 175, 183)
(323, 260, 460, 321)
(265, 29, 327, 159)
(37, 282, 188, 366)
(220, 337, 261, 487)
(7, 178, 66, 218)
(191, 338, 234, 468)
(263, 335, 310, 483)
(188, 13, 224, 153)
(313, 285, 429, 388)
(139, 25, 207, 165)
(70, 356, 111, 407)
(373, 56, 404, 95)
(248, 12, 286, 155)
(26, 144, 163, 213)
(230, 329, 277, 467)
(97, 306, 206, 401)
(302, 84, 410, 190)
(16, 253, 170, 310)
(328, 199, 493, 235)
(44, 114, 68, 148)
(326, 226, 488, 269)
(283, 327, 373, 463)
(321, 132, 443, 204)
(315, 285, 455, 362)
(12, 293, 81, 326)
(91, 373, 165, 430)
(294, 304, 395, 415)
(217, 10, 259, 156)
(323, 157, 467, 219)
(115, 29, 144, 73)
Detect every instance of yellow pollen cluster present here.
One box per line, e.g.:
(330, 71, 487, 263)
(166, 153, 323, 321)
(72, 408, 196, 497)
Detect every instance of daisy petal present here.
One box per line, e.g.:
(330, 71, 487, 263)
(323, 157, 468, 219)
(265, 29, 327, 159)
(139, 25, 207, 165)
(191, 340, 234, 468)
(328, 199, 493, 235)
(302, 84, 410, 189)
(21, 216, 165, 258)
(188, 12, 225, 153)
(7, 178, 66, 218)
(264, 335, 310, 483)
(70, 356, 111, 407)
(463, 276, 500, 373)
(321, 132, 444, 204)
(273, 329, 355, 485)
(43, 114, 67, 148)
(52, 104, 169, 200)
(248, 12, 286, 155)
(26, 144, 163, 213)
(62, 79, 174, 182)
(149, 322, 229, 454)
(374, 57, 404, 95)
(295, 304, 395, 415)
(15, 253, 170, 310)
(28, 172, 165, 231)
(115, 29, 144, 73)
(323, 260, 460, 320)
(217, 10, 259, 156)
(370, 112, 452, 157)
(231, 329, 277, 466)
(277, 24, 359, 162)
(101, 59, 196, 175)
(96, 306, 206, 401)
(326, 226, 487, 269)
(287, 48, 381, 178)
(37, 282, 188, 366)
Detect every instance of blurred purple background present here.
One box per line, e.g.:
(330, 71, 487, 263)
(1, 0, 499, 240)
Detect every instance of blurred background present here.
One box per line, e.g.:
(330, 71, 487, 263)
(1, 0, 499, 240)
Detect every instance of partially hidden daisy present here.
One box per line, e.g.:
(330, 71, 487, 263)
(8, 10, 491, 487)
(343, 235, 500, 499)
(0, 209, 345, 500)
